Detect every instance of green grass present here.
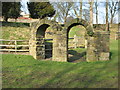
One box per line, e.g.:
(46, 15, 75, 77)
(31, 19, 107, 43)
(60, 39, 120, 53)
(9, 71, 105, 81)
(69, 26, 86, 38)
(2, 26, 30, 40)
(2, 40, 118, 88)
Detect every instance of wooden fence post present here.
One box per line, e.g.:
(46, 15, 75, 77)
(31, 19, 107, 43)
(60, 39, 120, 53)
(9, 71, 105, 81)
(15, 40, 17, 52)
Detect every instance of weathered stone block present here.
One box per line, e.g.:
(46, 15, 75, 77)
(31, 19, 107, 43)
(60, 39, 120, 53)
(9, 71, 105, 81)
(86, 36, 98, 62)
(94, 31, 110, 61)
(99, 52, 109, 61)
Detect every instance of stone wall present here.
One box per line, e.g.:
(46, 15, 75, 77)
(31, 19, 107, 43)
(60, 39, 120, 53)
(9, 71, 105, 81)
(86, 36, 98, 62)
(52, 30, 68, 62)
(86, 31, 110, 61)
(115, 32, 120, 40)
(94, 31, 110, 61)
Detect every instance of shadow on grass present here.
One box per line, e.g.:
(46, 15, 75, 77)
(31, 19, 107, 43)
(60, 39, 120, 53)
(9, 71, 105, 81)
(40, 58, 116, 88)
(82, 61, 117, 88)
(109, 52, 112, 60)
(40, 64, 78, 88)
(68, 50, 86, 62)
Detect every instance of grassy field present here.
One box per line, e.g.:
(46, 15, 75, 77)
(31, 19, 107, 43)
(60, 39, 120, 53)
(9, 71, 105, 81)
(1, 22, 53, 41)
(1, 22, 119, 88)
(2, 25, 30, 40)
(2, 40, 118, 88)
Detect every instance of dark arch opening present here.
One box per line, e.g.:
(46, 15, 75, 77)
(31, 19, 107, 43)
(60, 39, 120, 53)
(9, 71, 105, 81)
(67, 23, 87, 63)
(36, 24, 53, 59)
(36, 24, 50, 38)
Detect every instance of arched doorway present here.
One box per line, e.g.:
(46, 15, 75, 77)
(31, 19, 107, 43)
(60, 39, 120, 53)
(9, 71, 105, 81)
(65, 18, 96, 62)
(29, 19, 58, 60)
(36, 24, 53, 59)
(68, 25, 87, 62)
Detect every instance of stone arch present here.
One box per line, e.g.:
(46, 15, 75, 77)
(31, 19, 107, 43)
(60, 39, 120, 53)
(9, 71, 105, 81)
(29, 18, 110, 62)
(64, 18, 96, 62)
(63, 18, 110, 62)
(29, 19, 59, 60)
(65, 18, 94, 36)
(36, 24, 50, 38)
(51, 18, 96, 62)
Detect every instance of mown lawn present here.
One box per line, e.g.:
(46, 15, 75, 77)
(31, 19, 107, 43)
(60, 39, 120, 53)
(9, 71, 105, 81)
(2, 40, 118, 88)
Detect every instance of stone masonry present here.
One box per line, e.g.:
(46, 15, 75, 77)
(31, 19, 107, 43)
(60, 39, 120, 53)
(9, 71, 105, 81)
(30, 18, 110, 62)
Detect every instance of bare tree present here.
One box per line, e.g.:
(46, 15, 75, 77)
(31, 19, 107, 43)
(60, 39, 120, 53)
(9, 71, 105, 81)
(106, 0, 109, 30)
(82, 9, 90, 21)
(108, 1, 118, 24)
(80, 1, 82, 19)
(73, 1, 82, 19)
(94, 0, 98, 24)
(51, 2, 74, 24)
(89, 0, 93, 25)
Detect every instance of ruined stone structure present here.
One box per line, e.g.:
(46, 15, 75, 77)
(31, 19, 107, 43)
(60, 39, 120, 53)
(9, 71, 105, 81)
(29, 18, 58, 59)
(115, 32, 120, 40)
(29, 18, 110, 62)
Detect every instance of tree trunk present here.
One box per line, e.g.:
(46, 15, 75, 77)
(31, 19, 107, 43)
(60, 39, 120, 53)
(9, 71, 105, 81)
(80, 1, 82, 19)
(74, 9, 79, 18)
(95, 2, 98, 24)
(64, 15, 67, 24)
(15, 18, 17, 22)
(64, 8, 69, 24)
(4, 17, 8, 22)
(110, 15, 113, 24)
(96, 12, 98, 24)
(106, 0, 109, 31)
(89, 0, 93, 26)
